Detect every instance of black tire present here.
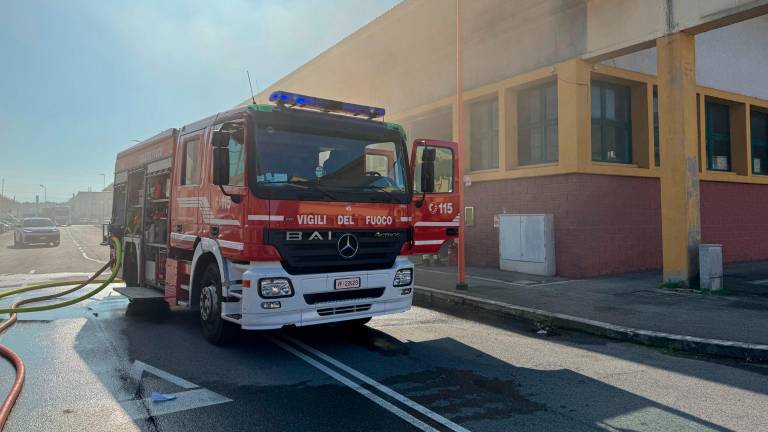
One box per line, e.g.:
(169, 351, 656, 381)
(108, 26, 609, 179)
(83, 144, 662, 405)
(198, 262, 238, 345)
(52, 241, 60, 247)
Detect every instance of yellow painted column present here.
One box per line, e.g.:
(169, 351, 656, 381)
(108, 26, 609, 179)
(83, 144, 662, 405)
(657, 33, 701, 285)
(556, 59, 590, 172)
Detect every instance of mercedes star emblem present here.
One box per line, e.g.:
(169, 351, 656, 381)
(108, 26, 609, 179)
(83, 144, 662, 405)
(337, 233, 359, 259)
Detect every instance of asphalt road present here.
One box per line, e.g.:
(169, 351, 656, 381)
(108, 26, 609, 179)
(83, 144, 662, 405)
(1, 226, 768, 431)
(0, 225, 109, 276)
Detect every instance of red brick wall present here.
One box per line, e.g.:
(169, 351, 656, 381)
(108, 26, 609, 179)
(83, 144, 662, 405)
(464, 174, 662, 277)
(701, 181, 768, 263)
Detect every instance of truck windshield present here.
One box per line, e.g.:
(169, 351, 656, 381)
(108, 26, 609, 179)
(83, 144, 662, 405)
(253, 125, 409, 203)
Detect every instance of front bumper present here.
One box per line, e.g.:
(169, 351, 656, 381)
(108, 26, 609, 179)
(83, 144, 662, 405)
(237, 257, 414, 330)
(22, 232, 60, 243)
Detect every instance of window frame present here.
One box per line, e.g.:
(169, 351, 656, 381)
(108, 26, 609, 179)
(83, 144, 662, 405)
(653, 86, 660, 167)
(468, 96, 500, 172)
(751, 108, 768, 175)
(518, 81, 558, 166)
(213, 121, 247, 187)
(591, 80, 633, 164)
(180, 136, 201, 186)
(413, 145, 455, 194)
(705, 101, 732, 172)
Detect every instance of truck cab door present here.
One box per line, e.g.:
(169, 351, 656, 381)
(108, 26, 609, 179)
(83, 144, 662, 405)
(410, 139, 460, 254)
(170, 132, 204, 250)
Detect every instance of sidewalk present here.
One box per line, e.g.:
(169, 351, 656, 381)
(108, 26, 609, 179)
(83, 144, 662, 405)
(413, 263, 768, 361)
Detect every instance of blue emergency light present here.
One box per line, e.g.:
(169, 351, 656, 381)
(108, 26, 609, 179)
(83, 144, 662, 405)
(269, 90, 385, 119)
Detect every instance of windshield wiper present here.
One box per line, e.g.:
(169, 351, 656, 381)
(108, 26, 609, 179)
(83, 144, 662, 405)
(281, 181, 339, 201)
(365, 185, 402, 203)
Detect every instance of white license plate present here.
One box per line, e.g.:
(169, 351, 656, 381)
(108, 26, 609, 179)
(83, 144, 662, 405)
(335, 277, 361, 290)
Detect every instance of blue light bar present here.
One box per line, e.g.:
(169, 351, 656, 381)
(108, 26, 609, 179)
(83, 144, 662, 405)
(269, 90, 385, 119)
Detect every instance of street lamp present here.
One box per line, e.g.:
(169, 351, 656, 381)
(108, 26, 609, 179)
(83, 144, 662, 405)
(39, 184, 47, 204)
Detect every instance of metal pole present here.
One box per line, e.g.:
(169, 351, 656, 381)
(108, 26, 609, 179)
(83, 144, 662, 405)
(100, 174, 105, 190)
(39, 184, 46, 204)
(455, 0, 468, 291)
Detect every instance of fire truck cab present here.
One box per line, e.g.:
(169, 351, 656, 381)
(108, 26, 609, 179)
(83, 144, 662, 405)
(110, 91, 460, 344)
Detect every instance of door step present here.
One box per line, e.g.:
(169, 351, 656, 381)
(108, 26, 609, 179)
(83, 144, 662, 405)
(114, 286, 165, 301)
(223, 314, 242, 324)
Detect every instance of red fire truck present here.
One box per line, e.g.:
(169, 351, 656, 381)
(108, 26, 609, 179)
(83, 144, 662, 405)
(109, 91, 459, 343)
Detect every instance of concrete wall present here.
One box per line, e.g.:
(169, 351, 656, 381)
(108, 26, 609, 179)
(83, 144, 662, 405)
(247, 0, 767, 114)
(605, 15, 768, 100)
(248, 0, 589, 114)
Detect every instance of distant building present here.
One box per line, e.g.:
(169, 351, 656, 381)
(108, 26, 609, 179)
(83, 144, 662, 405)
(72, 191, 112, 224)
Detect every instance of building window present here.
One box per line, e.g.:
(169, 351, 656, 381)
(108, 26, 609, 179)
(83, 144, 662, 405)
(469, 97, 499, 171)
(752, 109, 768, 175)
(705, 102, 731, 171)
(181, 138, 200, 185)
(518, 82, 558, 165)
(653, 87, 660, 167)
(591, 81, 632, 163)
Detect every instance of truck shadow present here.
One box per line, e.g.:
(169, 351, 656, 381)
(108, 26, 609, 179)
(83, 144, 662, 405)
(69, 308, 743, 431)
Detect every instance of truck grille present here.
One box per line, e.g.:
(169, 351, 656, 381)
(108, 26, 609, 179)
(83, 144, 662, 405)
(265, 229, 408, 275)
(304, 287, 385, 305)
(317, 304, 372, 316)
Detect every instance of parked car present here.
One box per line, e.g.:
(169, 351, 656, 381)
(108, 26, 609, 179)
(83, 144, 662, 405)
(14, 217, 60, 247)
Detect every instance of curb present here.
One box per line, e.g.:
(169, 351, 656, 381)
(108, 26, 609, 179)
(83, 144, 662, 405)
(414, 285, 768, 362)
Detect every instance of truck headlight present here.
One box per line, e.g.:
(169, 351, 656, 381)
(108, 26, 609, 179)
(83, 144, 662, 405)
(393, 269, 413, 287)
(259, 278, 294, 298)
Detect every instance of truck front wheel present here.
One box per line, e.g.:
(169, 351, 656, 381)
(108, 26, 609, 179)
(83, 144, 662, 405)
(198, 262, 237, 345)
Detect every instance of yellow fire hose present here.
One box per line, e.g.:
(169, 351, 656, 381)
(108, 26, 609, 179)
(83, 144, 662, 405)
(0, 236, 122, 430)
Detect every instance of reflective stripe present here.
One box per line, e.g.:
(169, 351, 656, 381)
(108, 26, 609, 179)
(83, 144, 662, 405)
(399, 217, 412, 222)
(218, 240, 244, 250)
(414, 240, 445, 246)
(248, 215, 285, 221)
(210, 219, 240, 226)
(171, 233, 196, 242)
(414, 221, 459, 227)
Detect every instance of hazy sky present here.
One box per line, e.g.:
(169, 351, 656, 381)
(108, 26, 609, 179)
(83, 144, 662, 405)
(0, 0, 399, 202)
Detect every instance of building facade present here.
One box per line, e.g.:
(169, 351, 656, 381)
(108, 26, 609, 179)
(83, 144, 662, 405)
(72, 191, 112, 224)
(245, 0, 768, 279)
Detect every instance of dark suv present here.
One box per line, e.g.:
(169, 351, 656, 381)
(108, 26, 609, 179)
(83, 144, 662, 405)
(14, 217, 60, 247)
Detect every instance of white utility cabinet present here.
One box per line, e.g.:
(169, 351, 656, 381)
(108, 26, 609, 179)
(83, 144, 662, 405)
(699, 244, 723, 291)
(498, 214, 555, 276)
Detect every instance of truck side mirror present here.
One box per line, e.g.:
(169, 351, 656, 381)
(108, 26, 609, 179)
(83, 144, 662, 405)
(420, 147, 436, 194)
(212, 147, 230, 186)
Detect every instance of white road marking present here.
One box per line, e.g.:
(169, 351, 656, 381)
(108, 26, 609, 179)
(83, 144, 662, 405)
(124, 360, 232, 420)
(285, 335, 472, 432)
(271, 336, 441, 432)
(65, 228, 108, 264)
(418, 268, 572, 288)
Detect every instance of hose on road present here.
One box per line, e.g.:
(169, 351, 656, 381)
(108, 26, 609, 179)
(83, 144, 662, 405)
(0, 236, 122, 430)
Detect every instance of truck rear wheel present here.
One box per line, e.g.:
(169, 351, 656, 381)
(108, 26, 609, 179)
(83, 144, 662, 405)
(199, 262, 237, 345)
